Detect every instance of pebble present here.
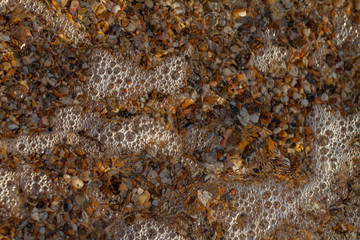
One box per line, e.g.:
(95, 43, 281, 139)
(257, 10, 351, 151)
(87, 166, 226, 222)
(58, 0, 69, 7)
(321, 93, 329, 102)
(273, 127, 282, 135)
(8, 124, 19, 130)
(147, 169, 158, 179)
(131, 190, 150, 207)
(55, 85, 70, 96)
(293, 92, 301, 100)
(71, 176, 84, 189)
(43, 59, 52, 67)
(230, 45, 241, 53)
(70, 0, 79, 12)
(250, 113, 260, 124)
(197, 190, 212, 207)
(238, 107, 250, 126)
(80, 171, 91, 182)
(159, 168, 172, 184)
(39, 227, 46, 234)
(31, 211, 40, 221)
(126, 22, 137, 32)
(273, 104, 283, 113)
(145, 0, 153, 8)
(22, 55, 33, 65)
(273, 88, 281, 95)
(223, 26, 235, 35)
(152, 199, 159, 206)
(203, 151, 217, 164)
(137, 188, 144, 195)
(75, 195, 86, 206)
(223, 68, 233, 77)
(2, 62, 11, 72)
(301, 98, 309, 107)
(63, 174, 71, 184)
(0, 33, 10, 42)
(51, 201, 61, 211)
(303, 81, 312, 94)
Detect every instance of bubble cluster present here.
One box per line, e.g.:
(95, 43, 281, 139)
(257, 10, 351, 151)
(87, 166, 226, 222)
(0, 165, 58, 221)
(86, 47, 191, 101)
(214, 104, 360, 239)
(304, 104, 359, 207)
(311, 41, 331, 75)
(0, 168, 22, 219)
(111, 218, 185, 240)
(333, 10, 360, 48)
(249, 45, 287, 77)
(4, 0, 88, 44)
(1, 106, 211, 158)
(3, 132, 65, 156)
(20, 165, 57, 198)
(85, 114, 184, 156)
(216, 178, 303, 240)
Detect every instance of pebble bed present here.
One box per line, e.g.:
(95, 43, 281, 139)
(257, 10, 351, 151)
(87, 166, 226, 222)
(0, 0, 359, 239)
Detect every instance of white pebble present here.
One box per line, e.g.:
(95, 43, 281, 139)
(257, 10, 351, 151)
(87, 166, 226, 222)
(71, 176, 84, 189)
(197, 190, 212, 207)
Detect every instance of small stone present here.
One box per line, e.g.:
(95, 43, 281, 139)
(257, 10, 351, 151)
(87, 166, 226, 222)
(55, 85, 70, 96)
(39, 227, 46, 234)
(280, 0, 292, 9)
(31, 211, 40, 221)
(301, 98, 309, 107)
(58, 0, 69, 7)
(112, 5, 121, 14)
(2, 62, 11, 72)
(63, 174, 71, 184)
(325, 78, 334, 86)
(223, 68, 233, 77)
(159, 168, 171, 184)
(126, 22, 137, 32)
(132, 190, 151, 207)
(230, 45, 241, 53)
(356, 0, 360, 10)
(250, 113, 260, 123)
(238, 107, 250, 126)
(22, 55, 33, 65)
(293, 92, 301, 100)
(8, 124, 19, 130)
(51, 200, 61, 211)
(147, 169, 158, 179)
(197, 190, 212, 207)
(223, 26, 235, 35)
(71, 176, 84, 189)
(273, 88, 281, 95)
(273, 127, 282, 134)
(43, 59, 52, 67)
(204, 151, 217, 164)
(137, 188, 144, 195)
(145, 0, 153, 8)
(80, 170, 91, 182)
(303, 81, 312, 93)
(75, 195, 86, 206)
(321, 93, 328, 102)
(152, 199, 159, 206)
(70, 0, 79, 12)
(0, 33, 10, 42)
(273, 104, 283, 114)
(11, 25, 33, 45)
